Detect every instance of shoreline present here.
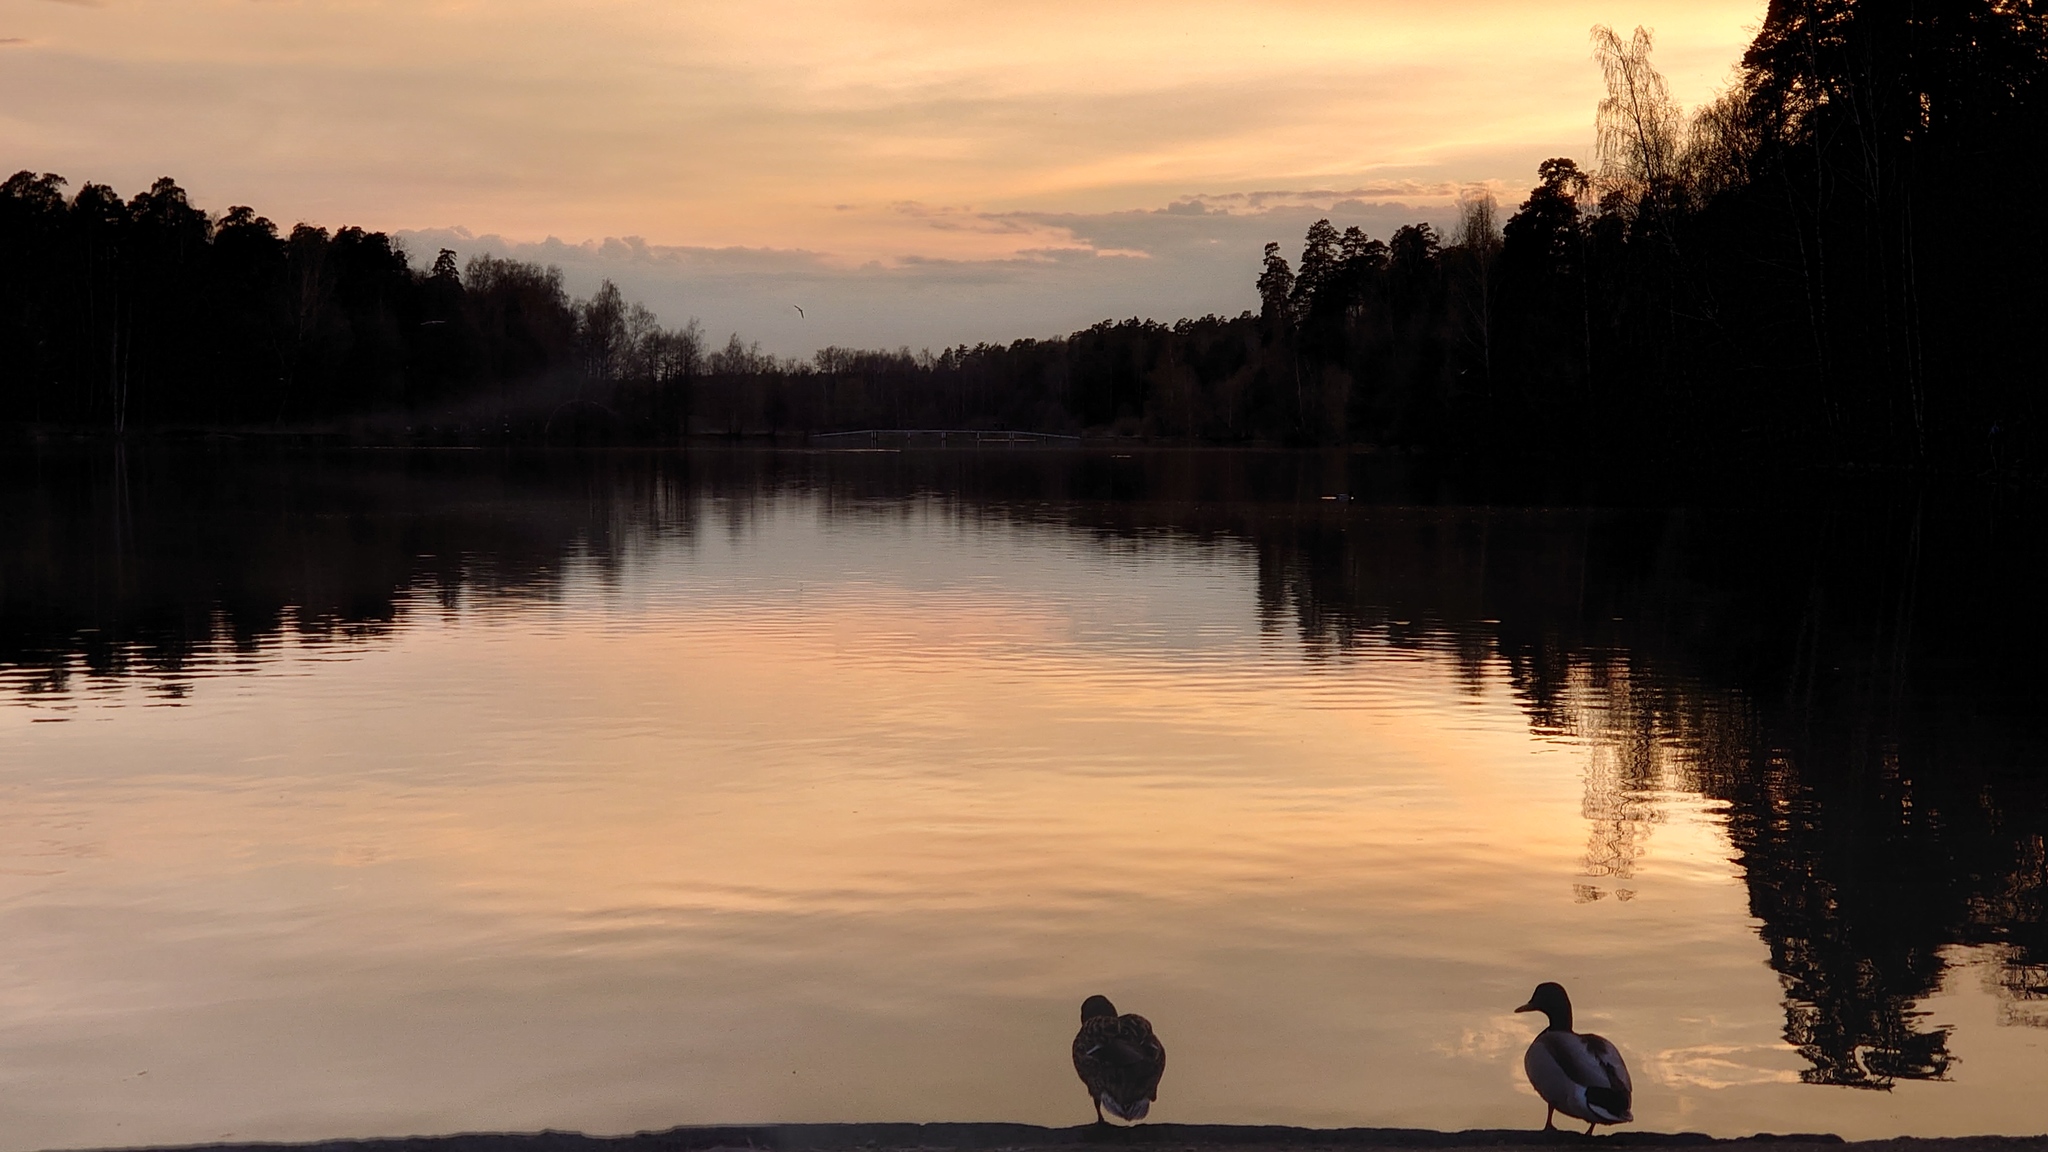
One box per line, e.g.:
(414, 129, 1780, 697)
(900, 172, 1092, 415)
(87, 1124, 2048, 1152)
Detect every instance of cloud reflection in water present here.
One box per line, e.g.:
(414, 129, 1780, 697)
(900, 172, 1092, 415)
(0, 449, 2043, 1148)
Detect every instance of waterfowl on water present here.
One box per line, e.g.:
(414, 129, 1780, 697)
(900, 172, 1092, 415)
(1515, 982, 1633, 1135)
(1071, 995, 1166, 1125)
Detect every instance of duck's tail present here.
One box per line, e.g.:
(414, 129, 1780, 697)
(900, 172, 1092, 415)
(1100, 1093, 1150, 1122)
(1584, 1085, 1632, 1124)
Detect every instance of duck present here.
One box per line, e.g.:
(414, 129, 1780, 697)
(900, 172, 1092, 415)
(1071, 994, 1166, 1124)
(1515, 982, 1633, 1134)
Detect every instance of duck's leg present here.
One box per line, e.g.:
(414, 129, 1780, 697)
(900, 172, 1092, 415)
(1093, 1098, 1106, 1126)
(1585, 1122, 1596, 1137)
(1542, 1107, 1555, 1132)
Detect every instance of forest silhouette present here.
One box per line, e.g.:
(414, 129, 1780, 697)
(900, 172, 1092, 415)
(4, 1, 2044, 472)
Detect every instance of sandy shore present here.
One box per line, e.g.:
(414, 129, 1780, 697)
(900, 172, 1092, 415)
(95, 1123, 2048, 1152)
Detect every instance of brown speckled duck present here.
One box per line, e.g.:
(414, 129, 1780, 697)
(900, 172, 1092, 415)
(1070, 995, 1166, 1124)
(1515, 982, 1633, 1134)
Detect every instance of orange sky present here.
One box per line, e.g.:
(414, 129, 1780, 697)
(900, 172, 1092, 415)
(0, 0, 1766, 350)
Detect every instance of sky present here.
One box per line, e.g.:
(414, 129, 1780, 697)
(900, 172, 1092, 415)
(1, 0, 1765, 356)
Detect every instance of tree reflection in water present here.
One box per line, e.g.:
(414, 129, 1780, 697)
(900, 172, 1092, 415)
(1, 446, 2042, 1091)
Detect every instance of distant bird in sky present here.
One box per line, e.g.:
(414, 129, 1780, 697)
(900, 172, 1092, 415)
(1515, 982, 1633, 1135)
(792, 304, 805, 319)
(1071, 995, 1165, 1125)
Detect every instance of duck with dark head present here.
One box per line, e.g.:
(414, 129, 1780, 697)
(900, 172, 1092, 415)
(1070, 995, 1166, 1125)
(1514, 982, 1633, 1135)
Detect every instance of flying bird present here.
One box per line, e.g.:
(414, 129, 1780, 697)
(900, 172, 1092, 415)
(1071, 995, 1165, 1125)
(792, 304, 805, 319)
(1515, 982, 1633, 1135)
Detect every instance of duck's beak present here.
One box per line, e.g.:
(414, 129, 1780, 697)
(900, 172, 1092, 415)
(1514, 1001, 1537, 1013)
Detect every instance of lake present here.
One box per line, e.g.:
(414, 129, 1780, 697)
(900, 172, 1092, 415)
(1, 447, 2043, 1150)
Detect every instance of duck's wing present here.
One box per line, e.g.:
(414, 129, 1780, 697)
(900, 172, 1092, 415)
(1577, 1033, 1630, 1093)
(1075, 1014, 1165, 1116)
(1073, 1018, 1115, 1090)
(1122, 1014, 1166, 1101)
(1531, 1030, 1631, 1123)
(1073, 1017, 1134, 1091)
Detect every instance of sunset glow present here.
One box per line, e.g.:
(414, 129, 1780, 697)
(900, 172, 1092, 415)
(4, 0, 1760, 267)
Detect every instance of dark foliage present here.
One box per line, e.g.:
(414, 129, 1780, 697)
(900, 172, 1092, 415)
(0, 176, 705, 439)
(767, 0, 2046, 470)
(2, 0, 2042, 471)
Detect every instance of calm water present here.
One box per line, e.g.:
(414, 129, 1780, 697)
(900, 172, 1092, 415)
(1, 449, 2044, 1150)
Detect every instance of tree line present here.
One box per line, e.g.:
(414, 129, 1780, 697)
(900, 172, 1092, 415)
(2, 0, 2042, 471)
(0, 173, 725, 436)
(750, 1, 2047, 473)
(1239, 3, 2047, 472)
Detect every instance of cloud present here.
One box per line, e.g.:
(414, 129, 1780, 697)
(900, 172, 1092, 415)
(0, 0, 1763, 260)
(1651, 1044, 1806, 1090)
(398, 190, 1465, 360)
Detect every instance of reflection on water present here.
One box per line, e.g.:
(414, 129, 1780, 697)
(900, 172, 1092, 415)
(0, 448, 2044, 1148)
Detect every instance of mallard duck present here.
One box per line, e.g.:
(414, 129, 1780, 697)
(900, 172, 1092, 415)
(1071, 995, 1166, 1124)
(1515, 982, 1633, 1134)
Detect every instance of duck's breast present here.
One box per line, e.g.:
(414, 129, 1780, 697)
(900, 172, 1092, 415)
(1524, 1033, 1591, 1120)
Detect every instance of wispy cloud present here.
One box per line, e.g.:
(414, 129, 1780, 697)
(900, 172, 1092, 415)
(400, 191, 1462, 358)
(1651, 1044, 1806, 1090)
(0, 0, 1763, 259)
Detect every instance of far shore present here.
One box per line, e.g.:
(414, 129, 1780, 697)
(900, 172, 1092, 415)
(89, 1123, 2048, 1152)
